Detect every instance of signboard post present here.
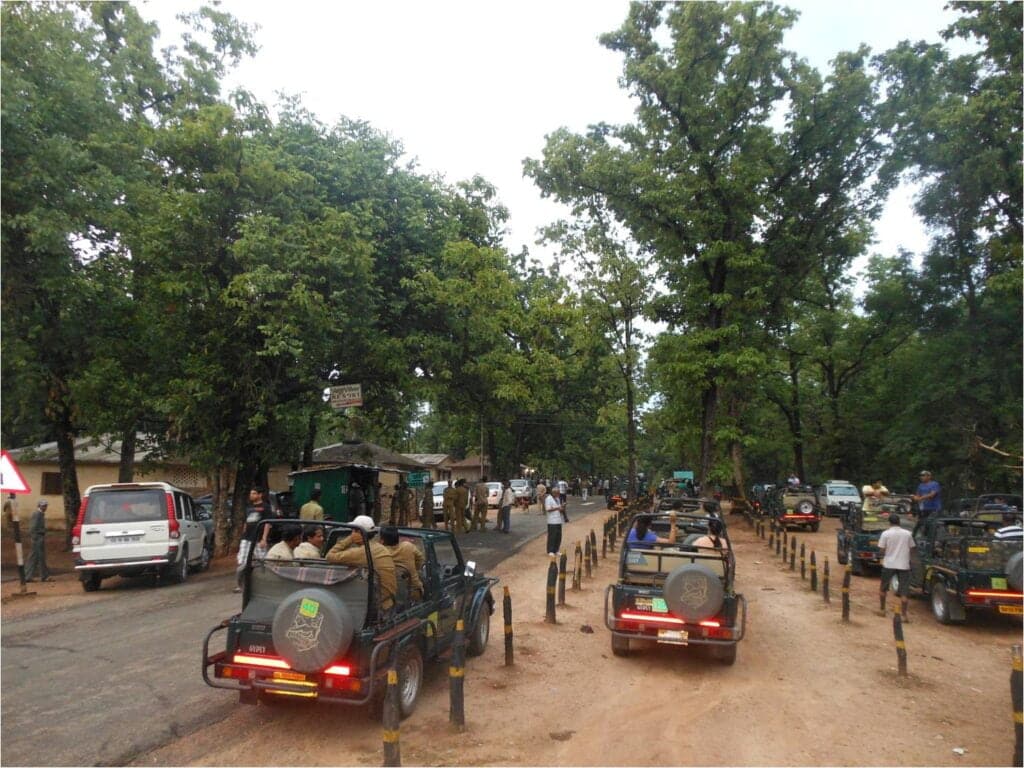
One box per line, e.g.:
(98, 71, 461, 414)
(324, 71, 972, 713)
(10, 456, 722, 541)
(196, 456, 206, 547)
(329, 384, 363, 410)
(672, 470, 694, 482)
(407, 471, 430, 487)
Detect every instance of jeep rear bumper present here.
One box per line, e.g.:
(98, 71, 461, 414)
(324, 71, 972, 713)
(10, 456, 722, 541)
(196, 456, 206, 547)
(603, 586, 747, 646)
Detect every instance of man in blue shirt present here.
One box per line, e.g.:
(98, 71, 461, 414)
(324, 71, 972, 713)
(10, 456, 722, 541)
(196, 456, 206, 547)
(913, 470, 942, 518)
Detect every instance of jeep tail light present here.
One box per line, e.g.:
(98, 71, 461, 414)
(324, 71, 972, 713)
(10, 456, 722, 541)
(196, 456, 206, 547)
(698, 619, 721, 627)
(966, 589, 1024, 599)
(323, 664, 351, 676)
(71, 499, 87, 545)
(619, 611, 686, 626)
(165, 493, 179, 539)
(232, 653, 291, 669)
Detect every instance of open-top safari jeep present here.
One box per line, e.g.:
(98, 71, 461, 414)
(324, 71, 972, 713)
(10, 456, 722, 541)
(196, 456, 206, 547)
(202, 519, 496, 718)
(770, 484, 822, 532)
(604, 511, 746, 665)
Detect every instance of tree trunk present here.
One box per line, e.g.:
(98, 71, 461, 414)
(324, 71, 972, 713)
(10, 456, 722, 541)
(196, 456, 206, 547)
(55, 411, 81, 551)
(302, 412, 316, 467)
(625, 360, 637, 498)
(787, 352, 805, 482)
(699, 382, 718, 486)
(118, 428, 135, 482)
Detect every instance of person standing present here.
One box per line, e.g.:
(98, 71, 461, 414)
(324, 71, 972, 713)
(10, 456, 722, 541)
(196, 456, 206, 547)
(544, 486, 566, 556)
(912, 470, 942, 518)
(877, 513, 915, 620)
(235, 485, 272, 593)
(24, 499, 51, 582)
(349, 481, 367, 520)
(452, 480, 469, 535)
(3, 493, 15, 528)
(299, 488, 325, 521)
(861, 480, 889, 512)
(325, 515, 397, 614)
(380, 525, 425, 601)
(535, 479, 547, 516)
(442, 479, 456, 530)
(420, 478, 435, 529)
(471, 476, 490, 532)
(497, 479, 514, 534)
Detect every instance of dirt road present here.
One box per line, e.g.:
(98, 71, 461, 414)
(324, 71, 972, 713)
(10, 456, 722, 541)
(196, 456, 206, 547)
(118, 508, 1019, 767)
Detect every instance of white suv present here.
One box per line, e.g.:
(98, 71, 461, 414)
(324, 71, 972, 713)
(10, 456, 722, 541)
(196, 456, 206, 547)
(72, 482, 211, 591)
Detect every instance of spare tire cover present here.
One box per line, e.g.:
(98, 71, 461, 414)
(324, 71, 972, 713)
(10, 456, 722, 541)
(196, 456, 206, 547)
(663, 563, 725, 622)
(1006, 551, 1023, 592)
(798, 500, 815, 514)
(272, 588, 354, 673)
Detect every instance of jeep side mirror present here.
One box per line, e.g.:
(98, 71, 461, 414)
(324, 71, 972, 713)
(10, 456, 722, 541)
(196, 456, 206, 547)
(464, 560, 477, 578)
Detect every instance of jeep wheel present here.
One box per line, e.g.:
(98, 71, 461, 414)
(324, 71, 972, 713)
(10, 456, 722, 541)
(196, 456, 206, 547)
(467, 603, 491, 657)
(809, 522, 820, 533)
(611, 633, 630, 657)
(1006, 551, 1023, 592)
(272, 588, 355, 673)
(193, 539, 212, 573)
(837, 542, 848, 565)
(850, 556, 864, 577)
(708, 643, 737, 665)
(797, 500, 815, 515)
(664, 563, 725, 622)
(168, 548, 189, 584)
(930, 582, 962, 625)
(81, 573, 102, 592)
(395, 644, 424, 718)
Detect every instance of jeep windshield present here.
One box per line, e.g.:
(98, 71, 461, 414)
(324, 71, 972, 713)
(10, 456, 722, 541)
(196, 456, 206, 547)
(828, 486, 859, 497)
(84, 489, 166, 525)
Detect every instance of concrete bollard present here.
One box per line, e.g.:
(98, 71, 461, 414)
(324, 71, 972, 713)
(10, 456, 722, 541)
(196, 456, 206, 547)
(584, 537, 592, 579)
(822, 557, 830, 604)
(810, 551, 818, 592)
(383, 660, 401, 766)
(1012, 644, 1022, 767)
(782, 529, 788, 553)
(545, 558, 558, 623)
(789, 538, 796, 571)
(841, 566, 851, 623)
(590, 530, 598, 569)
(602, 533, 607, 560)
(449, 619, 466, 730)
(893, 613, 908, 677)
(503, 586, 514, 667)
(572, 543, 582, 591)
(800, 542, 806, 579)
(557, 552, 567, 606)
(768, 524, 775, 550)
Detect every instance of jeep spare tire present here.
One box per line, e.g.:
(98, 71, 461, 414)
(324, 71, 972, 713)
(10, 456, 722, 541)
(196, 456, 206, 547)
(1006, 551, 1023, 592)
(272, 588, 355, 673)
(663, 563, 724, 622)
(797, 500, 815, 515)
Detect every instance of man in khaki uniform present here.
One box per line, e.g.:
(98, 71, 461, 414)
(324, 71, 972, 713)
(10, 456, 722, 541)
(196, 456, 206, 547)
(325, 515, 397, 612)
(299, 489, 324, 520)
(442, 480, 456, 530)
(420, 479, 434, 529)
(381, 526, 425, 601)
(471, 476, 490, 532)
(452, 480, 469, 535)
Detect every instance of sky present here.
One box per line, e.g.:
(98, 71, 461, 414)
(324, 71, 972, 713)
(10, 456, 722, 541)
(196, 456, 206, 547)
(141, 0, 960, 276)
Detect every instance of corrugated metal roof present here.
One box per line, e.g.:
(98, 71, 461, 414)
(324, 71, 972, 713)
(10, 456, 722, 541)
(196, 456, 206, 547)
(448, 454, 491, 468)
(311, 441, 426, 470)
(7, 434, 171, 464)
(402, 453, 450, 466)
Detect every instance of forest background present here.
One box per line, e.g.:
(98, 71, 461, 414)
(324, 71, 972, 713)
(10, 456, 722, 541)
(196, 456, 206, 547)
(2, 1, 1020, 551)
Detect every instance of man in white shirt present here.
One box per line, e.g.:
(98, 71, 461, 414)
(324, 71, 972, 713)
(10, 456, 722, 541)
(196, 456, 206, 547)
(497, 480, 515, 534)
(266, 524, 302, 560)
(877, 514, 915, 621)
(293, 525, 325, 558)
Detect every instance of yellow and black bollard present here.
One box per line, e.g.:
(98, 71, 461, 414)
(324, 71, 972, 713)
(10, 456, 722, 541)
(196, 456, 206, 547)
(1012, 644, 1022, 767)
(584, 537, 592, 579)
(809, 551, 818, 592)
(841, 565, 851, 623)
(449, 619, 466, 730)
(800, 542, 806, 579)
(503, 586, 514, 667)
(789, 538, 796, 571)
(602, 533, 607, 560)
(557, 552, 567, 606)
(545, 557, 558, 623)
(572, 543, 582, 591)
(383, 659, 401, 766)
(590, 530, 598, 569)
(782, 529, 788, 555)
(822, 557, 830, 604)
(768, 523, 775, 550)
(893, 613, 908, 677)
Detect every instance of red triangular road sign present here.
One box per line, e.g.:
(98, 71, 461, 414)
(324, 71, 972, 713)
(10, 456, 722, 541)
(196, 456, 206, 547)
(0, 451, 31, 494)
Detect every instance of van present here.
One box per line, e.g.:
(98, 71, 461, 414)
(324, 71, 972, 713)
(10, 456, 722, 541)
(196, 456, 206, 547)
(72, 482, 211, 592)
(816, 480, 862, 518)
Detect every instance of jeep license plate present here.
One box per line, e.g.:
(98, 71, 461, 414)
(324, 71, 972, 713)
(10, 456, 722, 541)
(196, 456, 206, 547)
(657, 629, 688, 645)
(998, 605, 1023, 616)
(108, 535, 142, 543)
(272, 670, 307, 682)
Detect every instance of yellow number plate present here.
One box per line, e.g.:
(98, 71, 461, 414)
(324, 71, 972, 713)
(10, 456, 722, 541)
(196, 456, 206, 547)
(657, 629, 688, 645)
(273, 670, 307, 682)
(998, 605, 1023, 616)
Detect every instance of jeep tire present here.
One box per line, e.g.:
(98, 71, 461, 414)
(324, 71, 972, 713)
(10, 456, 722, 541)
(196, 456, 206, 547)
(167, 548, 189, 584)
(81, 573, 102, 592)
(272, 588, 355, 673)
(663, 563, 725, 622)
(395, 643, 424, 719)
(708, 643, 737, 665)
(467, 602, 491, 657)
(611, 633, 630, 657)
(1006, 551, 1023, 592)
(930, 581, 965, 625)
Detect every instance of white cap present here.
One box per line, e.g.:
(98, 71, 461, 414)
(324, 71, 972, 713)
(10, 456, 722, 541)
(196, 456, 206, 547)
(350, 515, 376, 532)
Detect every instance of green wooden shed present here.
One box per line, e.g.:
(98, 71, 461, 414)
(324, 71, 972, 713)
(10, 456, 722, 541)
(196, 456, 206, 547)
(288, 463, 382, 523)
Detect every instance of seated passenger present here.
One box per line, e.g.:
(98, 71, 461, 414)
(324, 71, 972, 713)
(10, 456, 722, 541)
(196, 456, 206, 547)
(265, 524, 302, 560)
(380, 525, 425, 601)
(690, 518, 730, 550)
(292, 525, 325, 558)
(626, 512, 677, 546)
(325, 515, 397, 611)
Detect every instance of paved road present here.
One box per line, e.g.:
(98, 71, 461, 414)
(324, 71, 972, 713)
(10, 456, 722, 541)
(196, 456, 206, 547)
(0, 498, 597, 767)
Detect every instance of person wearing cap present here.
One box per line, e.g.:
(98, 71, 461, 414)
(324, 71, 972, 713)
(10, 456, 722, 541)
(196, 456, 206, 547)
(24, 499, 51, 582)
(380, 526, 425, 601)
(877, 513, 915, 620)
(912, 471, 942, 519)
(325, 515, 397, 612)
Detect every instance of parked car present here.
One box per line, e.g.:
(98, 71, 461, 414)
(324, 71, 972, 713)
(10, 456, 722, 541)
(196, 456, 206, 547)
(908, 510, 1023, 624)
(952, 493, 1022, 518)
(72, 482, 211, 591)
(203, 521, 497, 716)
(605, 510, 746, 664)
(485, 481, 502, 509)
(815, 480, 862, 518)
(509, 479, 536, 506)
